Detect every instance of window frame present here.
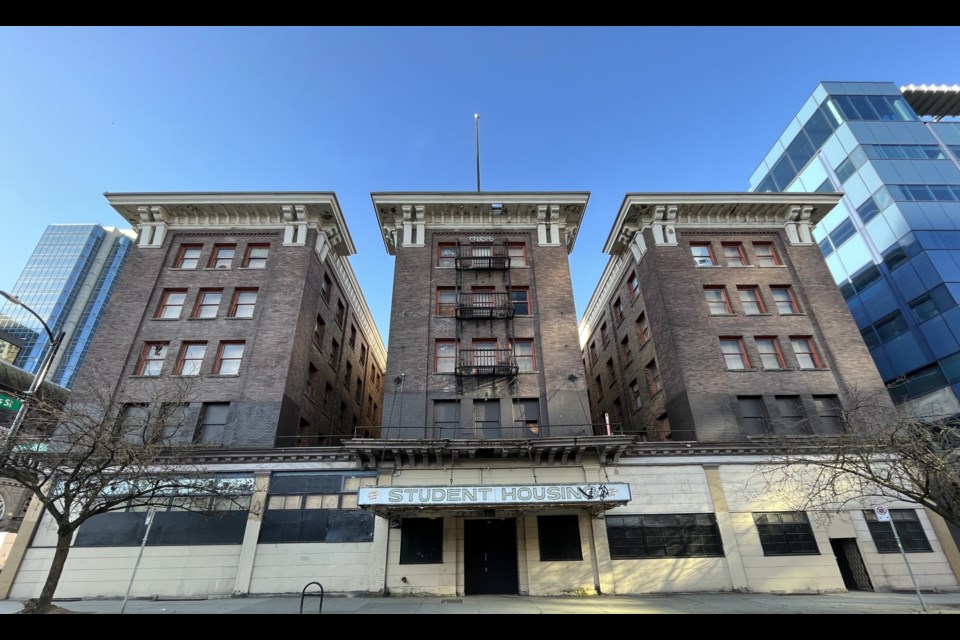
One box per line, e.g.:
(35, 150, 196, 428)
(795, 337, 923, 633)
(704, 286, 733, 315)
(606, 513, 725, 559)
(510, 287, 531, 316)
(719, 337, 750, 370)
(722, 242, 749, 267)
(175, 341, 207, 377)
(321, 273, 333, 302)
(753, 242, 782, 267)
(228, 288, 258, 319)
(507, 242, 527, 267)
(627, 271, 640, 301)
(753, 512, 820, 556)
(174, 244, 203, 269)
(863, 509, 933, 554)
(646, 359, 662, 395)
(737, 286, 766, 315)
(436, 287, 457, 316)
(513, 339, 536, 372)
(242, 243, 269, 269)
(156, 289, 188, 320)
(135, 342, 169, 377)
(192, 288, 223, 319)
(437, 242, 457, 268)
(537, 515, 583, 562)
(637, 313, 651, 346)
(755, 336, 786, 370)
(790, 336, 824, 369)
(213, 341, 245, 376)
(209, 244, 237, 269)
(771, 286, 800, 314)
(690, 242, 717, 267)
(435, 339, 457, 373)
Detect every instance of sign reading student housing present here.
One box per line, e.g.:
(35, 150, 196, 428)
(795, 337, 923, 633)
(358, 483, 632, 507)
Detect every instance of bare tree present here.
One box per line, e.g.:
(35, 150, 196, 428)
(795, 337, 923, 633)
(0, 373, 251, 614)
(751, 389, 960, 528)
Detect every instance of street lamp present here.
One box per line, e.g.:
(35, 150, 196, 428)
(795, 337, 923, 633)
(0, 289, 66, 454)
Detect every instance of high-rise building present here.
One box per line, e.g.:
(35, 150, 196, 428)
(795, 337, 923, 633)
(0, 224, 135, 388)
(749, 82, 960, 417)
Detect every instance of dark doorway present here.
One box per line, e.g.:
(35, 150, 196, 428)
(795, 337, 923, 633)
(830, 538, 873, 591)
(465, 518, 518, 595)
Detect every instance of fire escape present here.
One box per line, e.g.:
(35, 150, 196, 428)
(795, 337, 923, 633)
(454, 241, 518, 387)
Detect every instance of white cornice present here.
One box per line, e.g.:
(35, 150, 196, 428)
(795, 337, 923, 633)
(330, 253, 388, 367)
(578, 254, 628, 350)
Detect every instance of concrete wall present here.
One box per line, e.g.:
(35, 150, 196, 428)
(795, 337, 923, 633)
(249, 542, 380, 595)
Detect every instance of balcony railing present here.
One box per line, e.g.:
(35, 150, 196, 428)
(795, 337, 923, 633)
(456, 293, 514, 320)
(455, 348, 518, 377)
(455, 244, 510, 270)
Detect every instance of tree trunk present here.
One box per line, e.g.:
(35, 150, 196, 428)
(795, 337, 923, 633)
(27, 527, 73, 614)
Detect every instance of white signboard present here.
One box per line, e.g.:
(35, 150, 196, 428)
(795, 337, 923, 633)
(358, 483, 631, 507)
(874, 506, 892, 522)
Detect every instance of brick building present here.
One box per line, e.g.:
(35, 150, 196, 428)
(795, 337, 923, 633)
(77, 192, 386, 447)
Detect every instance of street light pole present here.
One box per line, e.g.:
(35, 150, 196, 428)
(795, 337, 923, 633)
(0, 290, 65, 455)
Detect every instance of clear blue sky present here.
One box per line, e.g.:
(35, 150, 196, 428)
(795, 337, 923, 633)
(2, 26, 958, 346)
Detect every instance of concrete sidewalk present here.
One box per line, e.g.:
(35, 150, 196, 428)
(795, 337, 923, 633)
(2, 591, 960, 614)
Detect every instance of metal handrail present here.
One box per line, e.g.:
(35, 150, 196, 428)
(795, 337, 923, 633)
(300, 581, 324, 614)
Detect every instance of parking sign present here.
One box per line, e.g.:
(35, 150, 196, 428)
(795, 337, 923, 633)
(874, 506, 891, 522)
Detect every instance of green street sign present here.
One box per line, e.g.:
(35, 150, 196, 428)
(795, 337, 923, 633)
(0, 392, 22, 412)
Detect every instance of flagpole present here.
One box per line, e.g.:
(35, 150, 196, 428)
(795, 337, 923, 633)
(474, 113, 481, 192)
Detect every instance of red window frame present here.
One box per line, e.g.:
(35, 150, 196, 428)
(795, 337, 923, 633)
(213, 341, 245, 375)
(589, 342, 598, 364)
(437, 242, 457, 267)
(690, 242, 717, 267)
(174, 244, 202, 269)
(209, 244, 236, 269)
(704, 286, 732, 315)
(755, 336, 785, 370)
(790, 336, 823, 369)
(242, 243, 270, 269)
(627, 271, 640, 301)
(321, 273, 333, 302)
(344, 361, 353, 388)
(229, 288, 258, 318)
(600, 322, 610, 348)
(349, 323, 357, 348)
(335, 299, 346, 326)
(330, 339, 340, 366)
(722, 242, 749, 266)
(771, 286, 800, 314)
(436, 287, 457, 316)
(313, 314, 325, 347)
(638, 313, 651, 345)
(175, 341, 207, 376)
(435, 339, 457, 373)
(719, 337, 750, 370)
(754, 242, 782, 266)
(621, 335, 632, 365)
(513, 339, 535, 372)
(192, 288, 223, 319)
(510, 287, 530, 315)
(613, 297, 625, 323)
(646, 360, 662, 395)
(737, 286, 767, 315)
(156, 289, 187, 319)
(629, 379, 642, 410)
(135, 342, 169, 376)
(507, 242, 527, 267)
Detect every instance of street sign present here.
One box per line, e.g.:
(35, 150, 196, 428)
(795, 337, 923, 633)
(874, 505, 891, 522)
(0, 392, 22, 412)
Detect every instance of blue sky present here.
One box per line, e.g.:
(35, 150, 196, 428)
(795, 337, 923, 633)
(1, 26, 958, 346)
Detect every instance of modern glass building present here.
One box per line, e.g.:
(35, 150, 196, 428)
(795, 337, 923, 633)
(750, 82, 960, 416)
(0, 224, 134, 388)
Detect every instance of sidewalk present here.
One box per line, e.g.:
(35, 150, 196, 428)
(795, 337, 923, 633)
(2, 591, 960, 614)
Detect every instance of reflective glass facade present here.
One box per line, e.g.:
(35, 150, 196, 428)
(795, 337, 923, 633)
(750, 81, 960, 411)
(0, 224, 133, 388)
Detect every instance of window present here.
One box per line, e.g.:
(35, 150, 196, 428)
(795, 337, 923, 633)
(613, 297, 625, 324)
(756, 337, 785, 370)
(336, 299, 346, 326)
(229, 288, 257, 318)
(344, 362, 353, 388)
(349, 324, 357, 349)
(774, 396, 805, 434)
(738, 396, 768, 435)
(192, 289, 223, 319)
(400, 518, 444, 564)
(195, 402, 230, 444)
(654, 414, 671, 441)
(771, 286, 800, 314)
(366, 395, 373, 419)
(507, 242, 527, 267)
(355, 377, 363, 404)
(156, 289, 187, 319)
(135, 342, 169, 376)
(313, 315, 325, 347)
(600, 322, 609, 347)
(646, 359, 662, 395)
(174, 244, 203, 269)
(720, 337, 749, 370)
(637, 313, 650, 345)
(120, 403, 150, 432)
(595, 375, 603, 399)
(538, 515, 583, 561)
(321, 273, 333, 302)
(510, 288, 530, 315)
(629, 379, 642, 410)
(605, 357, 615, 385)
(433, 400, 460, 438)
(875, 311, 908, 342)
(704, 286, 732, 315)
(722, 242, 748, 266)
(910, 294, 939, 323)
(435, 340, 457, 373)
(213, 341, 245, 375)
(306, 363, 319, 399)
(589, 342, 598, 364)
(513, 398, 541, 437)
(175, 342, 206, 376)
(323, 383, 333, 410)
(330, 339, 340, 366)
(753, 512, 819, 555)
(209, 244, 236, 269)
(473, 399, 501, 439)
(436, 287, 457, 316)
(242, 244, 269, 268)
(606, 514, 724, 558)
(627, 271, 640, 301)
(753, 242, 781, 266)
(621, 335, 632, 365)
(790, 336, 823, 369)
(514, 339, 535, 372)
(814, 395, 844, 434)
(863, 509, 932, 553)
(437, 242, 457, 267)
(737, 286, 766, 315)
(690, 242, 716, 267)
(359, 344, 367, 367)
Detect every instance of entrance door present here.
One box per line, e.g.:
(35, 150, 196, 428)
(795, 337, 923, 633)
(464, 518, 519, 595)
(830, 538, 873, 591)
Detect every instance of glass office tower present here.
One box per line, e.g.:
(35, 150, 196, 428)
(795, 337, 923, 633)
(0, 224, 134, 388)
(750, 82, 960, 416)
